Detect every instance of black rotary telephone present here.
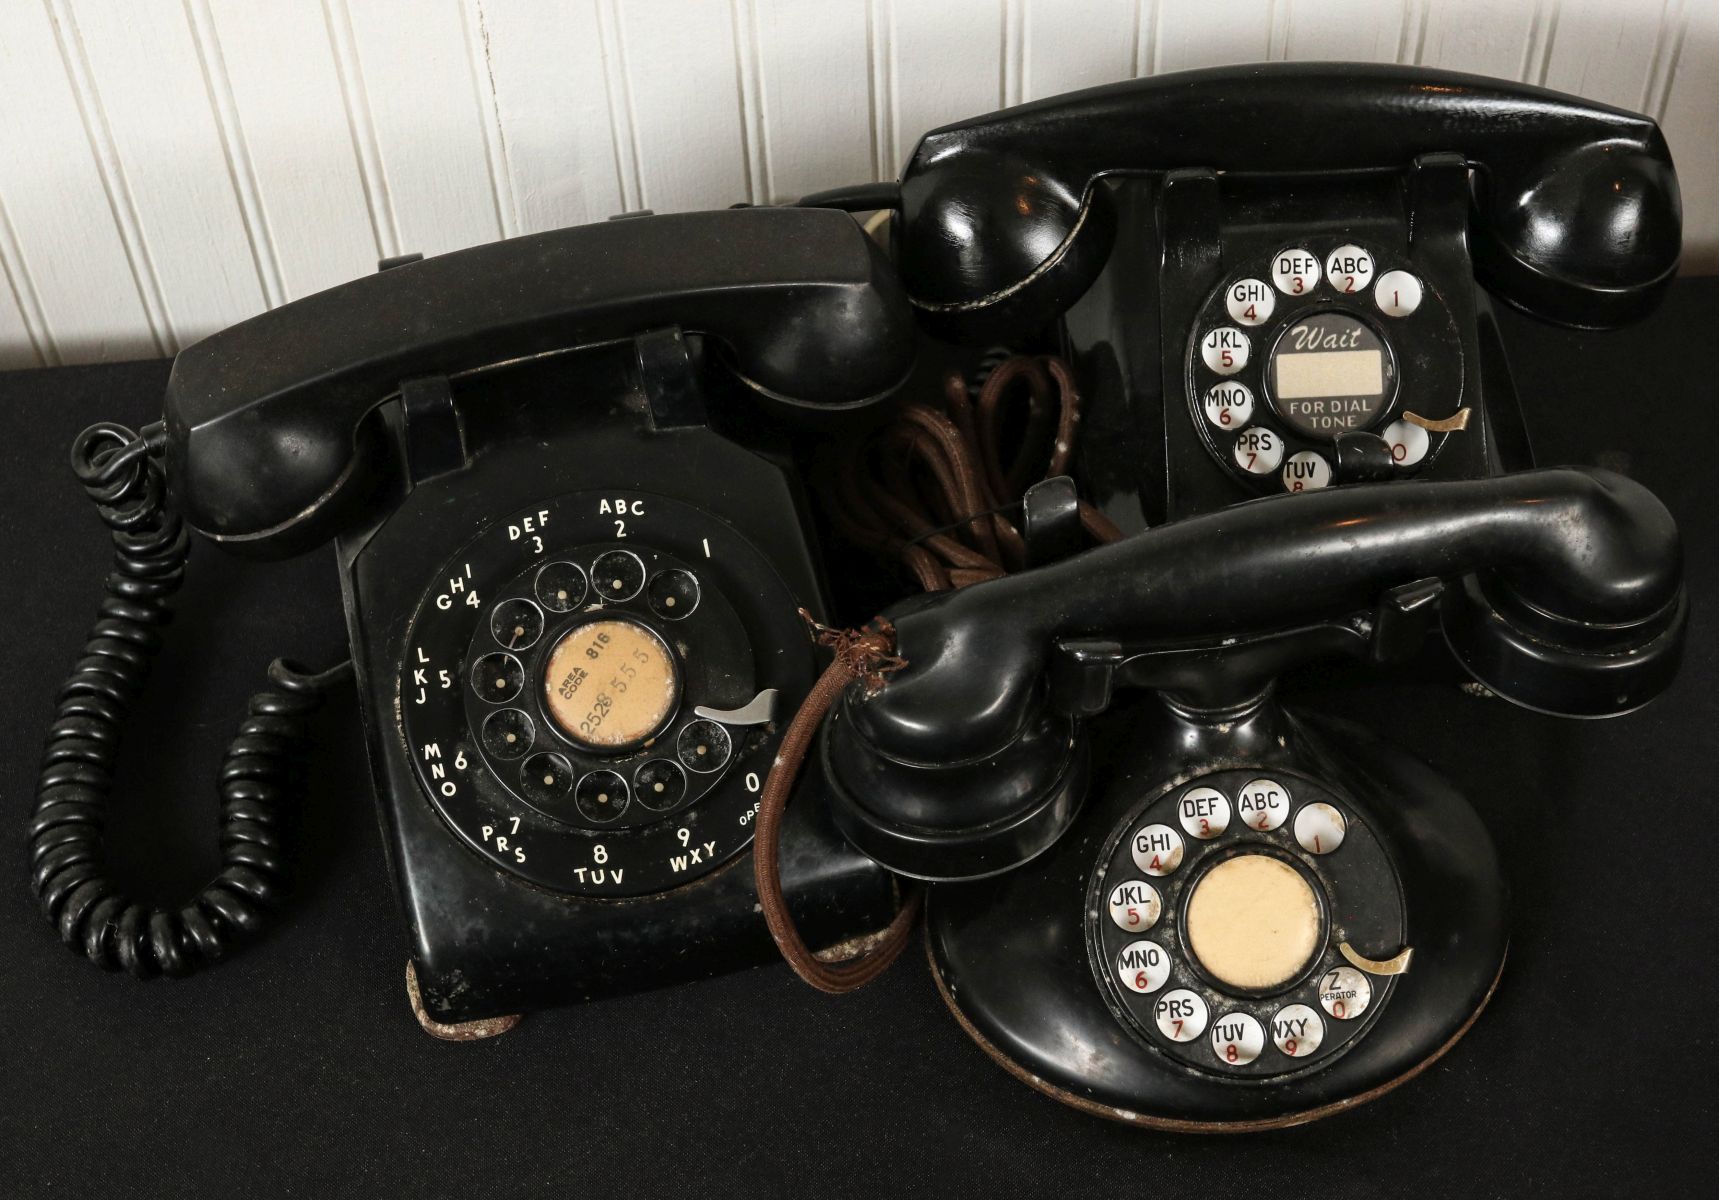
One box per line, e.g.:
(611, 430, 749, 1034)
(778, 63, 1688, 1128)
(26, 62, 1689, 1125)
(30, 206, 917, 1028)
(883, 61, 1679, 528)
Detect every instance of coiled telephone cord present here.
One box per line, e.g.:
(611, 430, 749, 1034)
(28, 421, 349, 978)
(756, 355, 1121, 992)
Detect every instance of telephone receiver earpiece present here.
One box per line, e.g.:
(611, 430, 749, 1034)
(1472, 141, 1681, 327)
(163, 206, 915, 558)
(896, 62, 1680, 339)
(894, 145, 1118, 340)
(820, 467, 1686, 881)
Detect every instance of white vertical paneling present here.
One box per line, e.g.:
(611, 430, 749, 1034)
(42, 0, 179, 354)
(66, 0, 268, 350)
(592, 1, 643, 212)
(201, 1, 381, 300)
(0, 179, 54, 369)
(0, 0, 157, 363)
(1155, 0, 1276, 72)
(1414, 0, 1546, 79)
(0, 234, 44, 370)
(465, 0, 625, 231)
(1659, 3, 1716, 273)
(1002, 0, 1025, 105)
(339, 0, 505, 253)
(1021, 0, 1138, 99)
(1539, 0, 1673, 105)
(183, 1, 282, 311)
(751, 0, 876, 202)
(883, 0, 1006, 171)
(609, 0, 751, 211)
(2, 0, 1718, 369)
(732, 0, 770, 202)
(1281, 0, 1411, 62)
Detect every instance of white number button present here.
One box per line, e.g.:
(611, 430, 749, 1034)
(1270, 1003, 1325, 1058)
(1232, 427, 1284, 475)
(1130, 823, 1185, 876)
(1203, 381, 1254, 430)
(1272, 248, 1321, 296)
(1107, 879, 1163, 932)
(1154, 989, 1210, 1043)
(1200, 326, 1250, 375)
(1225, 278, 1275, 326)
(1318, 965, 1374, 1021)
(1211, 1012, 1266, 1067)
(1281, 450, 1332, 494)
(1178, 786, 1231, 839)
(1324, 244, 1375, 295)
(1234, 778, 1290, 831)
(1381, 418, 1429, 467)
(1294, 802, 1348, 855)
(1116, 939, 1171, 994)
(1374, 269, 1423, 317)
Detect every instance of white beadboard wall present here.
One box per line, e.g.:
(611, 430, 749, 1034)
(0, 0, 1712, 370)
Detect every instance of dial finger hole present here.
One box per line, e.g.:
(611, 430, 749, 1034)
(575, 770, 630, 823)
(490, 597, 544, 651)
(646, 568, 700, 620)
(633, 758, 687, 811)
(676, 719, 732, 774)
(591, 549, 646, 602)
(535, 561, 589, 613)
(472, 652, 525, 704)
(520, 752, 574, 806)
(482, 708, 535, 760)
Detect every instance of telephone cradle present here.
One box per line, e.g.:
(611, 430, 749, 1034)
(25, 63, 1689, 1127)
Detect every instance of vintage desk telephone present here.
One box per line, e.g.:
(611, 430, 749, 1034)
(27, 64, 1687, 1126)
(30, 206, 914, 1022)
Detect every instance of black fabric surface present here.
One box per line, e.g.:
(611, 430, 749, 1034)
(3, 283, 1716, 1198)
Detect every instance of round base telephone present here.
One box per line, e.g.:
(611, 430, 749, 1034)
(923, 700, 1507, 1130)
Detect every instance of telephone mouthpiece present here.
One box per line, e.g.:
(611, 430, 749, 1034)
(1440, 470, 1687, 717)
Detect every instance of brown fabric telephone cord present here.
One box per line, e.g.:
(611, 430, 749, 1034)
(753, 354, 1123, 993)
(753, 617, 920, 993)
(819, 355, 1124, 590)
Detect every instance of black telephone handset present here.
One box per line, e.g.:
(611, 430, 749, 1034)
(167, 207, 911, 554)
(31, 206, 916, 1024)
(776, 64, 1690, 1128)
(887, 63, 1680, 524)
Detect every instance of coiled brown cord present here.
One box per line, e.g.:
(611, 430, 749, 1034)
(28, 421, 349, 978)
(755, 355, 1123, 992)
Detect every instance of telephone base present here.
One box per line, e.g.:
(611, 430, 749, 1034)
(923, 699, 1509, 1128)
(336, 349, 902, 1026)
(931, 934, 1504, 1132)
(392, 781, 898, 1026)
